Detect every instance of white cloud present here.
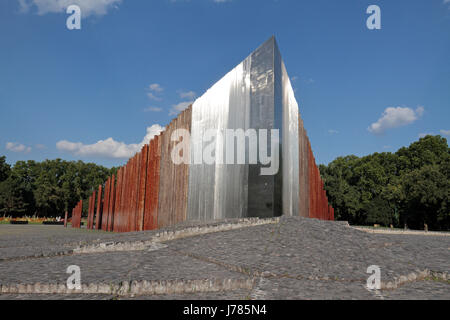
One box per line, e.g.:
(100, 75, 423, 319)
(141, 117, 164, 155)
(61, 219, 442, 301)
(368, 106, 424, 135)
(144, 106, 162, 112)
(178, 90, 196, 100)
(328, 129, 339, 134)
(440, 129, 450, 136)
(56, 124, 164, 159)
(148, 83, 163, 92)
(17, 0, 122, 17)
(146, 83, 164, 101)
(6, 142, 32, 153)
(147, 92, 162, 101)
(169, 101, 192, 116)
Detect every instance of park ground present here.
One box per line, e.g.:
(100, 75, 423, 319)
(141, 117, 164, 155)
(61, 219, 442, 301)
(0, 216, 448, 300)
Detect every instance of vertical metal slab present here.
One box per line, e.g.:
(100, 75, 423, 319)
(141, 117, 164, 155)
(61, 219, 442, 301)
(144, 135, 161, 230)
(248, 37, 278, 218)
(278, 49, 299, 217)
(137, 146, 148, 231)
(187, 41, 254, 221)
(107, 174, 115, 231)
(102, 178, 110, 231)
(113, 168, 123, 232)
(95, 185, 102, 230)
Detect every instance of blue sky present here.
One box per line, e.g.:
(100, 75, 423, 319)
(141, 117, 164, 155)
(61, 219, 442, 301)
(1, 0, 449, 168)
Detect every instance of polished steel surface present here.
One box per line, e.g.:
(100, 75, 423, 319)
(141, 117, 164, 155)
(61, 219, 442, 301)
(187, 51, 252, 221)
(280, 58, 299, 216)
(187, 36, 293, 220)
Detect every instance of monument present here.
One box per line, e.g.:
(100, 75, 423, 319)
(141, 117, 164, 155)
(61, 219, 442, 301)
(70, 37, 334, 232)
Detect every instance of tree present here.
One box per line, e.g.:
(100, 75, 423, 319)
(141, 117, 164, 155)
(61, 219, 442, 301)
(0, 156, 10, 182)
(321, 135, 449, 230)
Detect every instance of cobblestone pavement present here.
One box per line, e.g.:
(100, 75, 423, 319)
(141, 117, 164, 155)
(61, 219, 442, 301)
(0, 216, 448, 300)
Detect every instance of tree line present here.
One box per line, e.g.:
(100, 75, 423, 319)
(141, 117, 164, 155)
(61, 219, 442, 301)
(0, 157, 117, 218)
(1, 135, 449, 230)
(320, 135, 450, 230)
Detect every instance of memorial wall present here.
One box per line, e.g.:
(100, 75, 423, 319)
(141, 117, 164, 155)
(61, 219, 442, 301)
(70, 37, 334, 232)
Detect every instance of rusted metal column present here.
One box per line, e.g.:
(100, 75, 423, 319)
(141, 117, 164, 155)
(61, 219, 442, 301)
(79, 200, 82, 228)
(126, 158, 134, 232)
(136, 145, 148, 231)
(87, 195, 92, 229)
(73, 203, 78, 228)
(119, 164, 128, 233)
(175, 108, 191, 225)
(133, 153, 141, 231)
(87, 196, 92, 229)
(107, 174, 115, 232)
(123, 160, 131, 232)
(127, 155, 136, 232)
(144, 135, 161, 230)
(102, 178, 111, 231)
(113, 168, 123, 232)
(308, 141, 315, 219)
(90, 191, 96, 229)
(74, 200, 82, 228)
(157, 120, 173, 229)
(95, 185, 102, 230)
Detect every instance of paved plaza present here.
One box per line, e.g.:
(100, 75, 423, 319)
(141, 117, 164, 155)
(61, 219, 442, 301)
(0, 216, 448, 300)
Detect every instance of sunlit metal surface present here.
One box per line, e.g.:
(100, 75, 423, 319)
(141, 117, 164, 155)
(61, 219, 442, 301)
(187, 37, 299, 220)
(187, 52, 252, 221)
(280, 58, 300, 216)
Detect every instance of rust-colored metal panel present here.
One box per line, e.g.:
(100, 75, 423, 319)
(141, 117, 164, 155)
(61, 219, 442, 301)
(90, 192, 96, 229)
(107, 174, 115, 232)
(128, 155, 136, 232)
(298, 116, 309, 218)
(308, 140, 314, 219)
(303, 130, 334, 221)
(157, 107, 192, 229)
(113, 167, 123, 232)
(128, 157, 134, 232)
(90, 191, 96, 228)
(124, 160, 131, 232)
(126, 156, 135, 232)
(102, 178, 111, 231)
(133, 152, 141, 231)
(73, 200, 82, 228)
(119, 164, 128, 233)
(136, 145, 148, 231)
(87, 194, 92, 229)
(72, 205, 76, 228)
(73, 202, 79, 228)
(95, 185, 102, 230)
(71, 207, 75, 228)
(143, 135, 161, 230)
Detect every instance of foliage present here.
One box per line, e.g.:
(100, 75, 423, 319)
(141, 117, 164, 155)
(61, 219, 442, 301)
(320, 135, 450, 230)
(0, 158, 116, 218)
